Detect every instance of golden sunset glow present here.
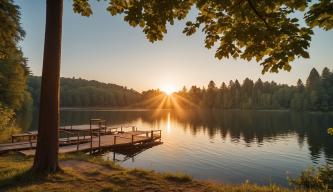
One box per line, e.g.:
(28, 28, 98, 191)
(161, 85, 176, 96)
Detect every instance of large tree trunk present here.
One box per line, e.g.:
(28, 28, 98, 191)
(32, 0, 63, 173)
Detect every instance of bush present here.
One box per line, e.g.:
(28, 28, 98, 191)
(289, 165, 333, 190)
(328, 128, 333, 135)
(0, 104, 14, 130)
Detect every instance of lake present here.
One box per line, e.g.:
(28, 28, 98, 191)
(25, 109, 333, 186)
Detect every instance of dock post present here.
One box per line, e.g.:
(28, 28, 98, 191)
(114, 135, 116, 145)
(151, 130, 153, 140)
(77, 131, 80, 151)
(90, 130, 93, 154)
(98, 128, 101, 148)
(29, 135, 32, 148)
(90, 119, 93, 154)
(131, 135, 134, 143)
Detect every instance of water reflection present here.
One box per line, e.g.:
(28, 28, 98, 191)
(24, 109, 333, 185)
(106, 141, 163, 162)
(25, 109, 333, 164)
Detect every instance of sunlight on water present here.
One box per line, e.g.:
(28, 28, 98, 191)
(25, 109, 333, 186)
(166, 112, 171, 133)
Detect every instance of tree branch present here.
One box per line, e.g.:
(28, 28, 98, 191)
(247, 0, 270, 29)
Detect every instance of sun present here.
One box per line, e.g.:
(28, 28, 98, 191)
(161, 85, 176, 96)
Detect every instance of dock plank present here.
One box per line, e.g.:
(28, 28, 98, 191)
(17, 130, 161, 156)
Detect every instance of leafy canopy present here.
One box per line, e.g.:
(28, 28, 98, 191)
(0, 0, 25, 59)
(73, 0, 332, 74)
(0, 0, 29, 111)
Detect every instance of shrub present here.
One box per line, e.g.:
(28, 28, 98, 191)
(289, 165, 333, 190)
(328, 128, 333, 135)
(163, 172, 192, 182)
(0, 104, 14, 130)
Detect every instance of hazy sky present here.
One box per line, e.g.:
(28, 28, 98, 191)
(15, 1, 333, 92)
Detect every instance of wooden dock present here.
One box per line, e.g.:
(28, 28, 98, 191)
(0, 119, 162, 156)
(19, 130, 161, 156)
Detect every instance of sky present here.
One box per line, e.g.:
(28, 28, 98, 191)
(15, 0, 333, 92)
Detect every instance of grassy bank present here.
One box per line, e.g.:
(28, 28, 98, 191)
(0, 153, 319, 192)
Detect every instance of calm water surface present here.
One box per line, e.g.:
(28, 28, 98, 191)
(27, 109, 333, 186)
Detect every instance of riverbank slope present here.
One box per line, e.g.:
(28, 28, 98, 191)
(0, 153, 311, 192)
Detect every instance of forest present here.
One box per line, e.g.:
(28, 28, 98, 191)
(28, 76, 141, 108)
(139, 67, 333, 111)
(25, 67, 333, 112)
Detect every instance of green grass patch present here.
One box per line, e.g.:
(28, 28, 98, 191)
(163, 172, 193, 182)
(0, 152, 322, 192)
(127, 168, 152, 177)
(60, 152, 122, 170)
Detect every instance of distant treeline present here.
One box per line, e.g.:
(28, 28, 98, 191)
(28, 76, 141, 108)
(28, 67, 333, 111)
(138, 67, 333, 111)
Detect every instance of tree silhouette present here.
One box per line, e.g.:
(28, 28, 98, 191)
(32, 0, 333, 173)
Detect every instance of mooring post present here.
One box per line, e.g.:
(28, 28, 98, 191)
(29, 135, 32, 148)
(151, 130, 153, 139)
(131, 134, 134, 143)
(89, 119, 92, 152)
(98, 128, 101, 148)
(77, 131, 79, 151)
(114, 135, 116, 145)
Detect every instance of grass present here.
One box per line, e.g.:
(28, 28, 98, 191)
(163, 172, 192, 182)
(0, 152, 325, 192)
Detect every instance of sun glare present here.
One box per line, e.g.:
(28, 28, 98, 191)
(161, 85, 176, 96)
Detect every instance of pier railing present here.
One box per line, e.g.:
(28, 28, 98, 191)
(112, 129, 162, 145)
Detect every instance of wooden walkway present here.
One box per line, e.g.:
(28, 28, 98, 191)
(19, 130, 161, 156)
(0, 130, 161, 156)
(0, 136, 92, 154)
(0, 118, 162, 156)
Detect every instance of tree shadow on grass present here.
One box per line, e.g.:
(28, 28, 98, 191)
(0, 168, 61, 191)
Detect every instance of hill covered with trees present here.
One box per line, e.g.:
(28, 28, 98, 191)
(28, 76, 141, 108)
(139, 67, 333, 112)
(28, 67, 333, 112)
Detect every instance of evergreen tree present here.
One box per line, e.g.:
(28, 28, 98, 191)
(296, 79, 305, 93)
(306, 68, 320, 90)
(321, 67, 331, 80)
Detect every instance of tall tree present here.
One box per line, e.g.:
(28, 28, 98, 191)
(306, 68, 320, 90)
(29, 0, 333, 173)
(322, 67, 331, 80)
(296, 79, 305, 93)
(33, 0, 63, 173)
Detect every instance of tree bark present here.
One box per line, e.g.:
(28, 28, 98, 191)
(32, 0, 63, 173)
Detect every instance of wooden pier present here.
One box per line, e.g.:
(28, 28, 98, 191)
(0, 119, 162, 156)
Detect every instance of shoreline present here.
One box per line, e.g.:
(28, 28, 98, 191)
(0, 153, 303, 192)
(59, 107, 333, 114)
